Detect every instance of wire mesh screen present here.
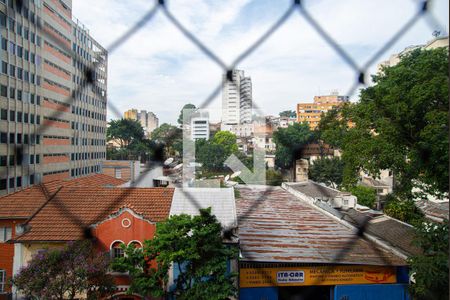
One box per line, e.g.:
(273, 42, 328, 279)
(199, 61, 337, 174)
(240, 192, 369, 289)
(1, 0, 447, 298)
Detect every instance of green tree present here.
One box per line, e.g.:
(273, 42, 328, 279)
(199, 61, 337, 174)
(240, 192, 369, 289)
(151, 123, 182, 157)
(279, 110, 296, 118)
(112, 208, 237, 300)
(319, 48, 449, 196)
(177, 103, 197, 125)
(408, 221, 449, 300)
(349, 185, 377, 208)
(211, 131, 238, 156)
(12, 240, 115, 299)
(196, 142, 227, 171)
(266, 169, 284, 186)
(384, 194, 424, 225)
(107, 118, 145, 148)
(273, 123, 316, 169)
(308, 157, 344, 188)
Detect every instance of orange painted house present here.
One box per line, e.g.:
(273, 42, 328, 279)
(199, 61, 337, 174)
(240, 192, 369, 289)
(0, 174, 126, 299)
(7, 183, 173, 299)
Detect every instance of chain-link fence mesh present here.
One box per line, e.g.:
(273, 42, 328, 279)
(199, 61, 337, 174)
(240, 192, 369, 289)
(2, 0, 447, 297)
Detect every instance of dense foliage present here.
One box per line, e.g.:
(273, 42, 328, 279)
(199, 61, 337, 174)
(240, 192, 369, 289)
(279, 110, 296, 118)
(409, 221, 449, 300)
(273, 123, 316, 169)
(195, 131, 239, 172)
(348, 185, 376, 208)
(151, 123, 183, 157)
(383, 194, 424, 225)
(308, 157, 344, 188)
(177, 103, 197, 125)
(318, 48, 449, 197)
(112, 208, 237, 300)
(107, 118, 144, 148)
(12, 240, 115, 299)
(107, 119, 160, 161)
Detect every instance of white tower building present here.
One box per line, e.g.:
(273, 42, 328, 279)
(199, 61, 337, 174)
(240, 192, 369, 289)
(221, 70, 252, 128)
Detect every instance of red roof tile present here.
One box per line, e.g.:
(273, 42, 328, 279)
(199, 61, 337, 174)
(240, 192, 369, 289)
(15, 187, 174, 242)
(0, 174, 126, 219)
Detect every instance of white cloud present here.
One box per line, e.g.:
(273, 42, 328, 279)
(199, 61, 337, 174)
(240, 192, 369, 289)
(73, 0, 449, 124)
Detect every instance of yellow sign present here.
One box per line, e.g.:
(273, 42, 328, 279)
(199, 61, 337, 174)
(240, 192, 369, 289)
(240, 265, 397, 288)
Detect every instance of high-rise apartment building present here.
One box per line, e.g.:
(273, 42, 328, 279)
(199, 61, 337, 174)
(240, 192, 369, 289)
(297, 92, 349, 129)
(124, 109, 159, 137)
(0, 0, 108, 195)
(221, 69, 252, 128)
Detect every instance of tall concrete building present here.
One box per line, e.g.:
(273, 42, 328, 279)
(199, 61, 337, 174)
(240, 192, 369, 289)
(221, 69, 252, 128)
(124, 109, 159, 137)
(0, 0, 108, 195)
(297, 92, 349, 129)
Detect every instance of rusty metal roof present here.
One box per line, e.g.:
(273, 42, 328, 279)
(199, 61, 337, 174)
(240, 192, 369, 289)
(285, 181, 340, 199)
(236, 186, 405, 266)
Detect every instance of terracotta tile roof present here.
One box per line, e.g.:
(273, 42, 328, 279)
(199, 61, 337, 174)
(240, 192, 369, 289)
(237, 186, 406, 266)
(0, 174, 126, 219)
(15, 187, 174, 242)
(61, 173, 126, 187)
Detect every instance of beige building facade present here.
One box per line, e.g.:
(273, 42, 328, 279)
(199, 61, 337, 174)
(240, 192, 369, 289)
(297, 92, 349, 129)
(0, 0, 108, 195)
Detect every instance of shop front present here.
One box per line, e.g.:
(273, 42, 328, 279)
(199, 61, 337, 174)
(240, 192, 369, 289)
(239, 263, 410, 300)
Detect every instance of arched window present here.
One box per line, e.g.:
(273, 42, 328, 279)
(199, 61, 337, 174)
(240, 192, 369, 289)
(110, 241, 125, 259)
(128, 240, 142, 249)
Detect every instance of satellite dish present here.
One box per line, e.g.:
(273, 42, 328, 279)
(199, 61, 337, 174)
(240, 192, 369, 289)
(164, 157, 174, 165)
(231, 171, 241, 178)
(225, 175, 230, 182)
(173, 163, 183, 170)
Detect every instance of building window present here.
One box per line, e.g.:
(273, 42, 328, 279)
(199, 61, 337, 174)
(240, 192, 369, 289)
(110, 242, 125, 259)
(0, 226, 12, 242)
(114, 168, 122, 179)
(0, 109, 6, 120)
(0, 269, 5, 292)
(0, 179, 5, 190)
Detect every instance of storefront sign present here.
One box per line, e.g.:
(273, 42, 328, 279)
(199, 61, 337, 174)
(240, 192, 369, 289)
(240, 265, 397, 288)
(277, 271, 305, 283)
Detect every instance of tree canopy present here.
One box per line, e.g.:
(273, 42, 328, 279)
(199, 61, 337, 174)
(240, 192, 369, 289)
(195, 131, 239, 173)
(211, 131, 238, 156)
(112, 208, 237, 300)
(12, 240, 115, 299)
(279, 110, 296, 118)
(273, 122, 316, 169)
(318, 48, 449, 196)
(151, 123, 183, 157)
(349, 185, 377, 208)
(408, 221, 449, 300)
(308, 157, 344, 188)
(107, 118, 145, 148)
(177, 103, 197, 125)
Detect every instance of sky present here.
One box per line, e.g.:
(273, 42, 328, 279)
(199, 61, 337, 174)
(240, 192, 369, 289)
(72, 0, 449, 124)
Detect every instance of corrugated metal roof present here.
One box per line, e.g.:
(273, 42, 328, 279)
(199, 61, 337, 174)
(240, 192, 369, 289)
(170, 188, 237, 229)
(285, 181, 340, 199)
(415, 199, 449, 221)
(237, 186, 405, 266)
